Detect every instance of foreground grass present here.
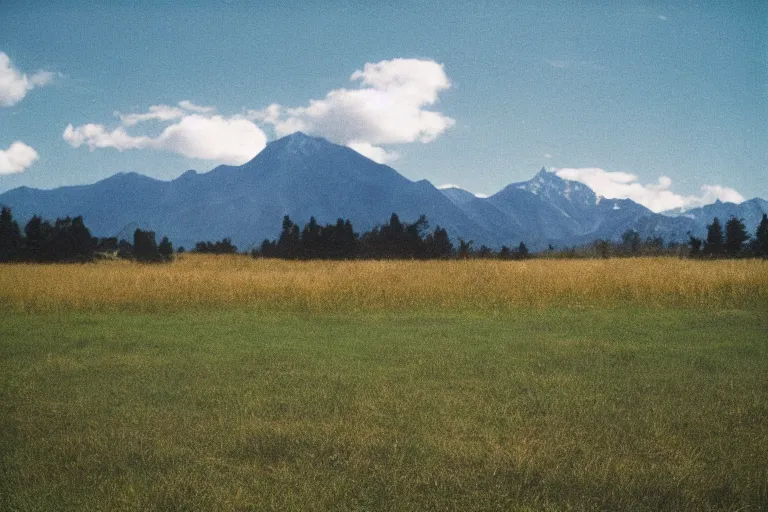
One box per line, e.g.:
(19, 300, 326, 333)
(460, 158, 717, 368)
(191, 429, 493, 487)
(1, 307, 767, 511)
(0, 256, 767, 312)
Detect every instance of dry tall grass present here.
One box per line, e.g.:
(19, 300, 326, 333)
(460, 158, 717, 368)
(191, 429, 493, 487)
(1, 255, 766, 312)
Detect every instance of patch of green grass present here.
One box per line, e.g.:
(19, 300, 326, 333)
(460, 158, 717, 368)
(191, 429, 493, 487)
(1, 308, 767, 511)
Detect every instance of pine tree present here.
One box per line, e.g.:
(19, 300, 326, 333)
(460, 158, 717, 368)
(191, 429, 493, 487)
(703, 217, 724, 256)
(425, 226, 453, 258)
(0, 206, 23, 261)
(457, 239, 473, 259)
(133, 229, 162, 262)
(70, 216, 94, 261)
(688, 235, 702, 258)
(24, 215, 53, 261)
(158, 236, 174, 260)
(754, 213, 768, 257)
(724, 217, 749, 257)
(277, 215, 300, 259)
(621, 229, 641, 255)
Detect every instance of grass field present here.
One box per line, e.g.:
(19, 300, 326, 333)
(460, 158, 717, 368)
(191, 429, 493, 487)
(1, 256, 767, 510)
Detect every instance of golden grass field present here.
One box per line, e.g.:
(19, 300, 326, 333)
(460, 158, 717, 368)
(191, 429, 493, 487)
(2, 256, 768, 510)
(1, 255, 767, 312)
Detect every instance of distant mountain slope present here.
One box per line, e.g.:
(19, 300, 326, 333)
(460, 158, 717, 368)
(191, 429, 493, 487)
(663, 198, 768, 236)
(442, 169, 700, 249)
(0, 133, 492, 250)
(1, 134, 765, 251)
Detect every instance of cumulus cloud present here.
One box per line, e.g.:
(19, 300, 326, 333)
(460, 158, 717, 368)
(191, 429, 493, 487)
(347, 141, 399, 164)
(555, 167, 744, 212)
(154, 115, 266, 162)
(0, 141, 39, 174)
(116, 100, 217, 126)
(254, 58, 455, 161)
(177, 100, 215, 113)
(63, 59, 454, 165)
(65, 108, 267, 165)
(245, 103, 282, 124)
(0, 52, 54, 107)
(117, 105, 185, 126)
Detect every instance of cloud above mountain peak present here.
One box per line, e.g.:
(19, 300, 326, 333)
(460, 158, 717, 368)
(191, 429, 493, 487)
(62, 58, 453, 166)
(555, 167, 744, 212)
(248, 58, 455, 163)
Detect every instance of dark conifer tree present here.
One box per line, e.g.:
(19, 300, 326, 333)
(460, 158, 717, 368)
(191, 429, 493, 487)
(724, 217, 749, 257)
(518, 242, 529, 259)
(49, 217, 77, 261)
(70, 216, 94, 261)
(424, 226, 453, 259)
(703, 217, 724, 256)
(276, 215, 300, 259)
(753, 213, 768, 258)
(158, 236, 174, 260)
(477, 245, 494, 258)
(301, 216, 320, 259)
(688, 235, 702, 258)
(621, 229, 641, 255)
(457, 239, 473, 259)
(24, 215, 53, 261)
(0, 206, 23, 262)
(133, 229, 162, 262)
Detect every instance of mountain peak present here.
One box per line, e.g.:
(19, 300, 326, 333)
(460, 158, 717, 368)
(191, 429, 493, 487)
(505, 168, 596, 206)
(263, 131, 336, 158)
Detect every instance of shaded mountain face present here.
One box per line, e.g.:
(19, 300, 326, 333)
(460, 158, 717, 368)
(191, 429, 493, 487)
(0, 134, 765, 251)
(663, 198, 768, 236)
(438, 186, 478, 205)
(441, 168, 765, 249)
(0, 133, 491, 250)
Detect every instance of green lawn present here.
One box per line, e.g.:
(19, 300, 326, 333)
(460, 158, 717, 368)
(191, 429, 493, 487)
(1, 307, 767, 511)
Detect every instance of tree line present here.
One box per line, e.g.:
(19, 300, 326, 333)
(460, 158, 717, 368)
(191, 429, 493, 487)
(688, 215, 768, 258)
(547, 214, 768, 259)
(2, 205, 767, 262)
(0, 207, 173, 263)
(254, 213, 530, 260)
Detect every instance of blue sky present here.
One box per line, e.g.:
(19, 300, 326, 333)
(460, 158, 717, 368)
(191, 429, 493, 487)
(1, 0, 765, 211)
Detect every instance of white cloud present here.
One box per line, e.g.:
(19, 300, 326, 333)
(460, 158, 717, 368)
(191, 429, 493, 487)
(0, 52, 54, 107)
(177, 100, 216, 113)
(658, 15, 668, 21)
(62, 59, 454, 166)
(554, 167, 744, 212)
(156, 115, 266, 163)
(0, 141, 39, 174)
(63, 123, 152, 150)
(64, 113, 267, 165)
(256, 58, 455, 161)
(116, 104, 185, 126)
(116, 101, 217, 126)
(246, 103, 282, 124)
(347, 141, 399, 164)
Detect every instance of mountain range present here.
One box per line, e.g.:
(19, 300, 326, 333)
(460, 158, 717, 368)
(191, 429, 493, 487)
(1, 132, 765, 251)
